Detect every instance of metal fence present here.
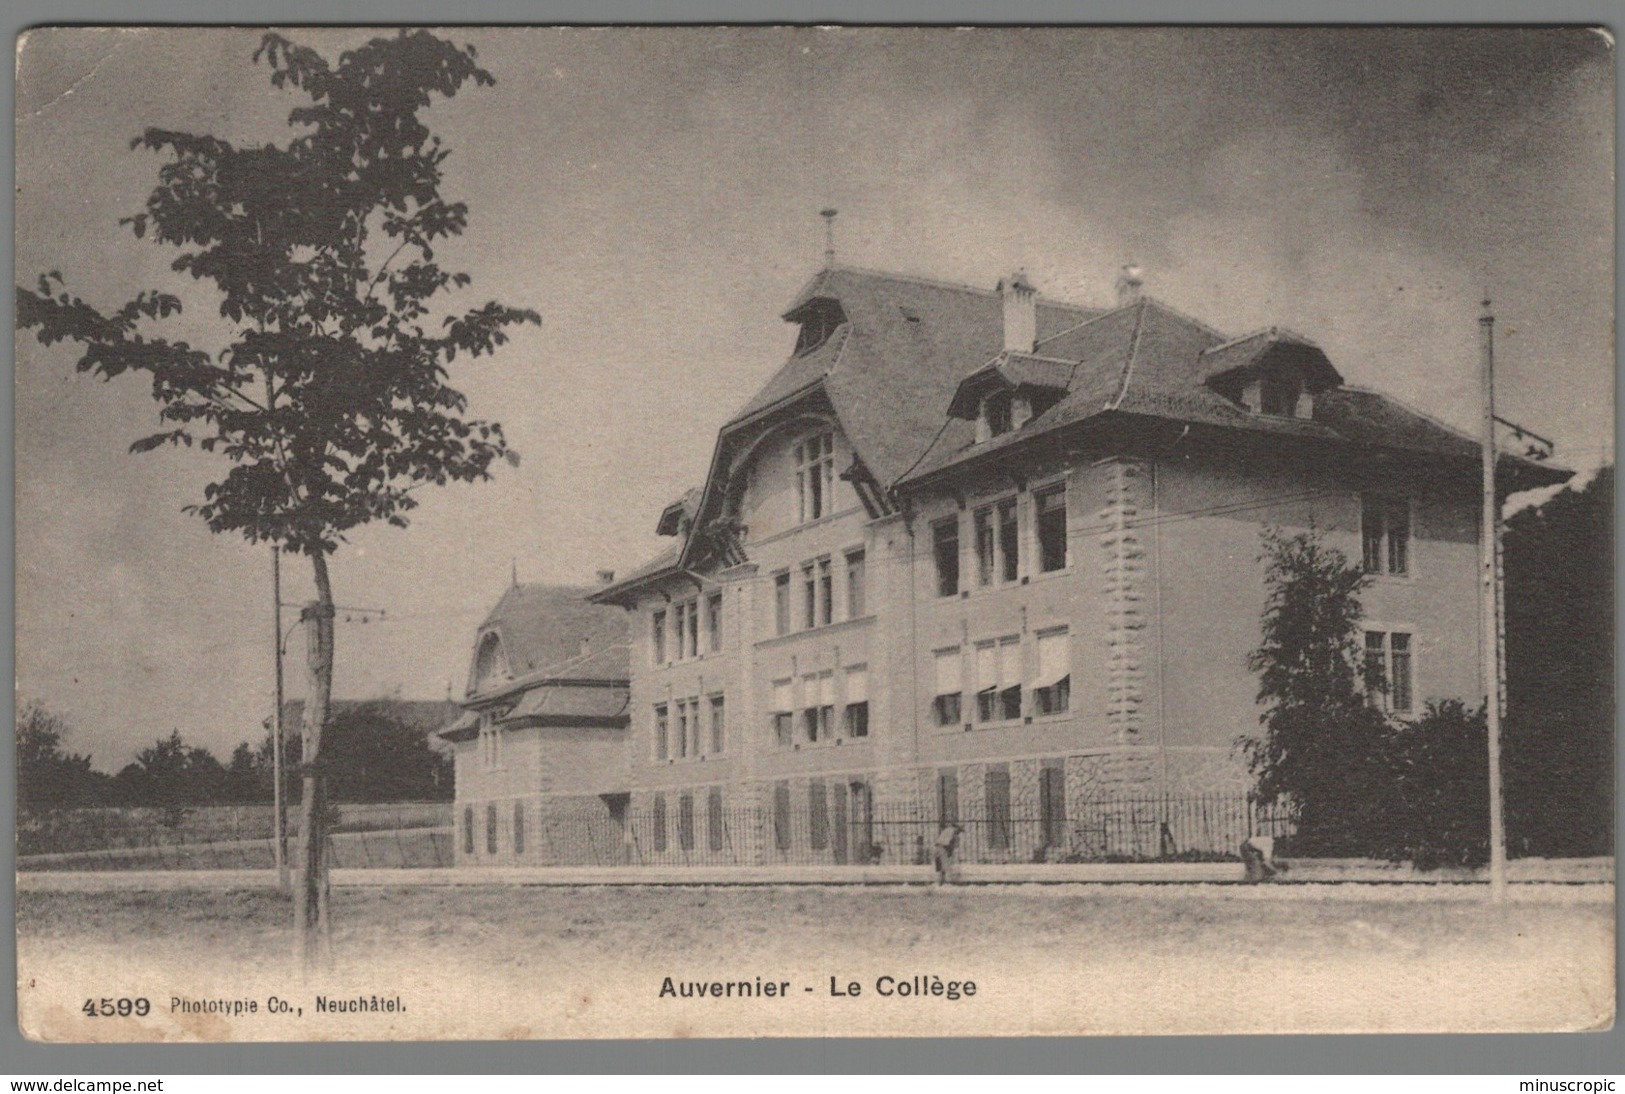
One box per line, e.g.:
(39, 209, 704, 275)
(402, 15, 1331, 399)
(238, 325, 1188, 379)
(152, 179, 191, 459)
(461, 793, 1296, 868)
(20, 794, 1295, 872)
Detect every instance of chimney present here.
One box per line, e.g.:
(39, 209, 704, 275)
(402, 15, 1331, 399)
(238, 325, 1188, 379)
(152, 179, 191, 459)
(998, 270, 1037, 354)
(597, 569, 616, 585)
(1115, 264, 1144, 307)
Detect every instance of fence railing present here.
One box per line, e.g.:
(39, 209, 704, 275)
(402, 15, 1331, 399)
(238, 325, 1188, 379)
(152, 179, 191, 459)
(20, 794, 1296, 872)
(460, 793, 1297, 868)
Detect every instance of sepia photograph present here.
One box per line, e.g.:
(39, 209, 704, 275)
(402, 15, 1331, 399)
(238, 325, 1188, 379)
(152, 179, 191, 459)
(12, 24, 1615, 1042)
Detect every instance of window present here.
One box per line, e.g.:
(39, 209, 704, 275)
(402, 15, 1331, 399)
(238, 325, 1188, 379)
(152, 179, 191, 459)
(474, 632, 508, 686)
(998, 499, 1019, 582)
(849, 780, 874, 861)
(771, 680, 794, 747)
(651, 610, 667, 664)
(1365, 630, 1415, 714)
(654, 703, 669, 761)
(707, 593, 723, 652)
(932, 517, 960, 597)
(985, 767, 1011, 850)
(653, 794, 667, 852)
(676, 698, 703, 759)
(707, 788, 724, 852)
(796, 432, 836, 523)
(479, 719, 502, 770)
(670, 598, 699, 661)
(678, 793, 695, 852)
(933, 648, 963, 726)
(809, 781, 829, 851)
(1035, 485, 1067, 572)
(1039, 762, 1066, 849)
(974, 507, 995, 586)
(975, 637, 1023, 723)
(845, 549, 866, 619)
(984, 390, 1013, 438)
(1361, 494, 1410, 576)
(802, 671, 834, 743)
(802, 562, 817, 630)
(709, 694, 726, 754)
(844, 666, 869, 739)
(463, 806, 474, 855)
(774, 572, 791, 635)
(974, 499, 1019, 586)
(937, 770, 959, 826)
(1261, 372, 1301, 417)
(513, 802, 525, 855)
(773, 783, 792, 851)
(831, 782, 849, 864)
(486, 802, 498, 856)
(1033, 629, 1071, 715)
(799, 557, 832, 629)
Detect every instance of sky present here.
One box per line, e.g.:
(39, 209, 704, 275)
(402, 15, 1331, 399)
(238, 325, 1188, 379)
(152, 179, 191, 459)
(14, 27, 1614, 771)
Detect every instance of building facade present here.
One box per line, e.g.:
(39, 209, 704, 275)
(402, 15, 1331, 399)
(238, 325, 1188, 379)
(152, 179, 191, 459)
(452, 262, 1566, 867)
(438, 582, 632, 865)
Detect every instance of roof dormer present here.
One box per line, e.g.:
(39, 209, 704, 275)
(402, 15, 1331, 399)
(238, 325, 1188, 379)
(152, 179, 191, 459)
(948, 353, 1072, 442)
(786, 296, 847, 356)
(471, 630, 510, 693)
(1198, 328, 1341, 420)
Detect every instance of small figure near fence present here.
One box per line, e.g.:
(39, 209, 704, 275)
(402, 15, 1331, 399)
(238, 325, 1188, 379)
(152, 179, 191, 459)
(1239, 834, 1279, 883)
(934, 822, 964, 885)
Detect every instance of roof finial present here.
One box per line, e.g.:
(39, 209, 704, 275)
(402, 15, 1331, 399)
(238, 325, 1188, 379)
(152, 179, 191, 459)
(511, 558, 518, 588)
(820, 208, 838, 268)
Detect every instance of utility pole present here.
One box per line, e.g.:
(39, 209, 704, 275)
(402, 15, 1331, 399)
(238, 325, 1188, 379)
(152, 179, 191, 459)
(272, 547, 289, 892)
(1480, 299, 1509, 902)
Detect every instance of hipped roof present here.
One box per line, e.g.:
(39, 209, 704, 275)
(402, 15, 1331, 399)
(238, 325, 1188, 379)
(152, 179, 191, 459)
(468, 583, 629, 703)
(597, 264, 1570, 602)
(735, 265, 1103, 486)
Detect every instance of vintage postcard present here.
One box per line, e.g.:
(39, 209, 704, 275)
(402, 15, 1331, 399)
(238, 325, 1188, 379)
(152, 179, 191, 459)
(14, 25, 1614, 1042)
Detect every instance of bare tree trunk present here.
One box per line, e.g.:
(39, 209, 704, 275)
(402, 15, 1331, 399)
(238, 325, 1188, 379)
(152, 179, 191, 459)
(295, 550, 336, 973)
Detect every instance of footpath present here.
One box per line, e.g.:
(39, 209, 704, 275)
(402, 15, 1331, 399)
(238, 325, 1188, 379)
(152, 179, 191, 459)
(17, 856, 1612, 893)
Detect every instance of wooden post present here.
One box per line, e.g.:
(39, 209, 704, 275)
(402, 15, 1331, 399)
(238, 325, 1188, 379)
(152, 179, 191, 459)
(1480, 300, 1509, 902)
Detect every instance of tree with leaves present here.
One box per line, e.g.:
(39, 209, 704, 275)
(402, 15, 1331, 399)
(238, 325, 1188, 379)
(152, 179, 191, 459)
(1243, 528, 1398, 856)
(17, 30, 537, 968)
(1503, 465, 1614, 857)
(115, 729, 229, 822)
(16, 702, 109, 817)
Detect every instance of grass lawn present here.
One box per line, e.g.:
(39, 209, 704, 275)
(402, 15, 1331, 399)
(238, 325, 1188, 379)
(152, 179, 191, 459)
(17, 884, 1613, 1041)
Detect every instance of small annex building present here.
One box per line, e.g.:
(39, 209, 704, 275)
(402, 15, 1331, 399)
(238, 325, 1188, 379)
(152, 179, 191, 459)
(437, 582, 631, 864)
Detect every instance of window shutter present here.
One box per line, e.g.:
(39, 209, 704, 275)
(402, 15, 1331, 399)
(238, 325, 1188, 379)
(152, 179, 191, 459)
(999, 638, 1022, 685)
(1035, 630, 1070, 688)
(845, 668, 868, 705)
(976, 643, 998, 692)
(773, 679, 793, 712)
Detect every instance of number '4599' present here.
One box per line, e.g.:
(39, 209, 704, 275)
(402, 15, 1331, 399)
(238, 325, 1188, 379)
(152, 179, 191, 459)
(83, 997, 150, 1017)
